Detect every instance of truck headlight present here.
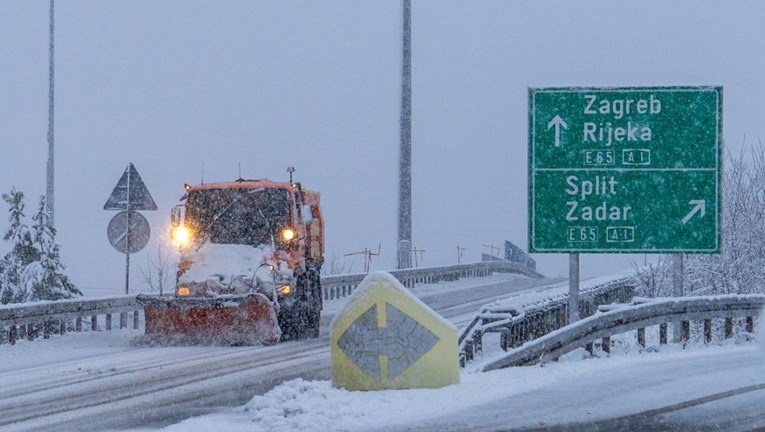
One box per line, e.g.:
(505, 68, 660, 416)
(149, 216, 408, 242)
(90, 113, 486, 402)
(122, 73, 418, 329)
(277, 284, 293, 296)
(280, 227, 296, 242)
(171, 225, 192, 247)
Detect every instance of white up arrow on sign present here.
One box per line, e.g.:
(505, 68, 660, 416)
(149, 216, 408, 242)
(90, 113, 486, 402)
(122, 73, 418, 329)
(547, 115, 568, 147)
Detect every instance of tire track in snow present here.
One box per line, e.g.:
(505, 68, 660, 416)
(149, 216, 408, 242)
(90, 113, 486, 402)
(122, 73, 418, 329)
(2, 275, 563, 431)
(0, 342, 327, 430)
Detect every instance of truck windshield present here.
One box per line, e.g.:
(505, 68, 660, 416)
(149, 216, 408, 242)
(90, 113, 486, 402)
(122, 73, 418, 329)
(185, 188, 291, 246)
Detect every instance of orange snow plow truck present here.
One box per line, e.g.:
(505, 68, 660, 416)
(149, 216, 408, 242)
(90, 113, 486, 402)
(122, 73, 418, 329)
(137, 177, 324, 345)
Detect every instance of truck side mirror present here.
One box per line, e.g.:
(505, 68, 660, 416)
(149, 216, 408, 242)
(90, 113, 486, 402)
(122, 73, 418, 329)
(302, 205, 313, 224)
(171, 206, 183, 227)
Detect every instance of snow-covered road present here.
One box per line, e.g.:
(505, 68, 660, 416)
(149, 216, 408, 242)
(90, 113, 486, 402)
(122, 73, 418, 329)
(396, 346, 765, 431)
(0, 273, 561, 431)
(7, 272, 760, 432)
(155, 343, 765, 432)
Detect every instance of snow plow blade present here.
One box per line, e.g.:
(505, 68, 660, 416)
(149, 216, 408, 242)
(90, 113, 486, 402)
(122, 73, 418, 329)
(136, 293, 281, 346)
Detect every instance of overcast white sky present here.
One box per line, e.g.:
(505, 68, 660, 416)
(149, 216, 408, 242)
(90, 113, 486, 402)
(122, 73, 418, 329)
(2, 1, 764, 293)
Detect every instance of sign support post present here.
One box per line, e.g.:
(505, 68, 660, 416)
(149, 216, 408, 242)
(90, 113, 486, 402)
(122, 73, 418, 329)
(124, 167, 131, 294)
(672, 253, 684, 342)
(569, 253, 580, 323)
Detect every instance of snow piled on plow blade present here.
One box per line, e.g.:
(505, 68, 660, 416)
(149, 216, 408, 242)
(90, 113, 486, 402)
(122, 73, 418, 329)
(178, 243, 282, 297)
(135, 293, 281, 346)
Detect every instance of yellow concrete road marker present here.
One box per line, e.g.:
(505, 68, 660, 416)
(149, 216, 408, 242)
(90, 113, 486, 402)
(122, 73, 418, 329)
(331, 271, 460, 391)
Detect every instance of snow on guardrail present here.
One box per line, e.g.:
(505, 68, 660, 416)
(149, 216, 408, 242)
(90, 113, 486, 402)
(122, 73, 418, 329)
(0, 260, 541, 345)
(459, 272, 637, 366)
(480, 294, 765, 371)
(0, 295, 141, 344)
(320, 260, 543, 300)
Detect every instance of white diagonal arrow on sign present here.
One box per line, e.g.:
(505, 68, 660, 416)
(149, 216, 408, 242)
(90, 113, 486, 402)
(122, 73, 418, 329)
(337, 302, 439, 381)
(547, 115, 568, 147)
(682, 200, 706, 224)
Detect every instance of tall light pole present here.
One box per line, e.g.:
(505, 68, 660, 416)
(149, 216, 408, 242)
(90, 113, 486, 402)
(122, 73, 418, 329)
(46, 0, 55, 226)
(397, 0, 412, 269)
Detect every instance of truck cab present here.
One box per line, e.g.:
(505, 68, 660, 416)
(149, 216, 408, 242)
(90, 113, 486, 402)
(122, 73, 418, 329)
(139, 178, 324, 344)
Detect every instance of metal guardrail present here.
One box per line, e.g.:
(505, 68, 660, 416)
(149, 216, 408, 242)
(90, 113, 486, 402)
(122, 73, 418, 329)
(0, 260, 541, 345)
(0, 296, 141, 344)
(320, 260, 543, 300)
(481, 294, 765, 371)
(459, 276, 636, 366)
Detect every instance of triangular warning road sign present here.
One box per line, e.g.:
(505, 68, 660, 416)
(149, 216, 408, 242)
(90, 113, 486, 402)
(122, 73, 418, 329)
(104, 163, 158, 211)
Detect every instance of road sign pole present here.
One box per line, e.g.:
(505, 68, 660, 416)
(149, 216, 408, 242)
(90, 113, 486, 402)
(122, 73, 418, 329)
(124, 168, 131, 295)
(569, 253, 580, 323)
(672, 253, 684, 342)
(104, 163, 157, 296)
(125, 252, 130, 295)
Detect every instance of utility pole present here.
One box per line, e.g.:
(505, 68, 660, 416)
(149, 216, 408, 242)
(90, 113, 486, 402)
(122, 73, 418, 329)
(345, 244, 381, 273)
(397, 0, 413, 269)
(411, 246, 425, 267)
(456, 245, 465, 264)
(46, 0, 55, 226)
(482, 244, 501, 260)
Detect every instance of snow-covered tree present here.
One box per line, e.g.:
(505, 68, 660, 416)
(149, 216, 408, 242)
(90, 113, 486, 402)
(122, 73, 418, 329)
(634, 144, 765, 296)
(631, 255, 673, 298)
(0, 188, 36, 303)
(138, 240, 175, 295)
(24, 196, 81, 301)
(0, 189, 80, 303)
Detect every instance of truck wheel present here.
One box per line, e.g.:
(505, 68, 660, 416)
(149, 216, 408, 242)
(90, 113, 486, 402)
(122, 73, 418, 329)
(307, 269, 322, 338)
(280, 305, 318, 340)
(306, 302, 321, 339)
(279, 271, 321, 341)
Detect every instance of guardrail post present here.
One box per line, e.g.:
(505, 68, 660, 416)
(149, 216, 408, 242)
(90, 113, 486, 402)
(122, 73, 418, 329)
(500, 331, 508, 351)
(725, 317, 733, 339)
(106, 313, 112, 331)
(120, 312, 127, 329)
(9, 326, 16, 345)
(133, 310, 140, 329)
(682, 320, 690, 344)
(59, 319, 66, 336)
(91, 315, 98, 331)
(464, 339, 474, 364)
(76, 317, 82, 332)
(510, 324, 523, 348)
(704, 319, 712, 343)
(637, 328, 646, 347)
(659, 323, 668, 344)
(746, 316, 754, 333)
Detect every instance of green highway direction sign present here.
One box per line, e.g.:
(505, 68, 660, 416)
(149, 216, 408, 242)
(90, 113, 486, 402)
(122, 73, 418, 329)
(529, 86, 722, 253)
